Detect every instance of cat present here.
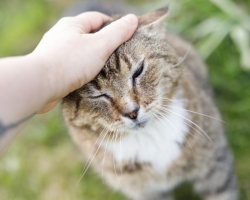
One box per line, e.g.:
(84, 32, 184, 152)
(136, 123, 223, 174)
(62, 6, 238, 200)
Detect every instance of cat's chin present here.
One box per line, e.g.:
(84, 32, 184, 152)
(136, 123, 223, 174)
(134, 121, 147, 129)
(127, 120, 149, 132)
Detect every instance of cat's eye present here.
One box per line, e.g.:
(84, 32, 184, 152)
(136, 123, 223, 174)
(90, 94, 110, 100)
(133, 62, 144, 80)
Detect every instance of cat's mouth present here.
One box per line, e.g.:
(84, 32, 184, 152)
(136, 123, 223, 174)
(133, 120, 148, 130)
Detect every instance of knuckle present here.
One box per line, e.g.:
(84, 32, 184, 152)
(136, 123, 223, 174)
(58, 17, 73, 25)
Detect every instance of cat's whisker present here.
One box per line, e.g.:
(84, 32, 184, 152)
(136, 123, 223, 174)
(154, 107, 200, 156)
(151, 111, 166, 129)
(154, 94, 224, 123)
(151, 111, 178, 147)
(156, 103, 220, 142)
(184, 136, 197, 157)
(172, 45, 191, 67)
(160, 107, 213, 143)
(161, 104, 225, 122)
(156, 106, 203, 138)
(152, 108, 174, 132)
(78, 122, 114, 183)
(148, 91, 185, 102)
(151, 109, 183, 150)
(158, 106, 198, 156)
(101, 132, 112, 184)
(78, 123, 110, 182)
(152, 108, 183, 141)
(153, 97, 185, 103)
(78, 134, 108, 183)
(119, 131, 123, 176)
(158, 107, 202, 138)
(112, 130, 125, 192)
(101, 128, 120, 184)
(154, 104, 198, 156)
(180, 120, 202, 145)
(153, 108, 197, 157)
(154, 105, 202, 146)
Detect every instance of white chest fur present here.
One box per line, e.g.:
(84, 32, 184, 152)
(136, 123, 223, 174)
(103, 101, 189, 173)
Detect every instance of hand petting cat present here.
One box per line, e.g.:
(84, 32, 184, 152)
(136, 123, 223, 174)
(0, 12, 138, 153)
(35, 12, 138, 113)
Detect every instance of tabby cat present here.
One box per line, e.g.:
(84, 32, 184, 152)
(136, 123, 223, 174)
(62, 7, 238, 200)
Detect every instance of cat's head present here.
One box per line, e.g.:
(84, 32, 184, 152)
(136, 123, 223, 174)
(62, 7, 182, 134)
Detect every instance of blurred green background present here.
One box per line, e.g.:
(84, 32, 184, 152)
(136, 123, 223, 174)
(0, 0, 250, 199)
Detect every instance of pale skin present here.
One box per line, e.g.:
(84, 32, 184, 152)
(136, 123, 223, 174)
(0, 12, 138, 153)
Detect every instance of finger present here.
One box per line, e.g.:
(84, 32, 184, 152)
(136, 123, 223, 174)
(94, 14, 138, 59)
(75, 12, 111, 33)
(38, 99, 60, 114)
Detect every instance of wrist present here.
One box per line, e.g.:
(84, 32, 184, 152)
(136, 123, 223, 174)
(26, 53, 56, 105)
(27, 53, 59, 104)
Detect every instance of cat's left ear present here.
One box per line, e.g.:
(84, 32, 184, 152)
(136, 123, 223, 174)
(138, 6, 169, 36)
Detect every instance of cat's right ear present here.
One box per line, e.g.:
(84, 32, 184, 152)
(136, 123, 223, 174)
(138, 6, 168, 36)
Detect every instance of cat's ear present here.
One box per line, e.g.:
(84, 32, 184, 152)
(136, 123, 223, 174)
(138, 6, 168, 36)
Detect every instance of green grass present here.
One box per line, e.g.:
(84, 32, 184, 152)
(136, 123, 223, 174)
(0, 0, 250, 200)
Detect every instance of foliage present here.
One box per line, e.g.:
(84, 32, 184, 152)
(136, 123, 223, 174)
(142, 0, 250, 70)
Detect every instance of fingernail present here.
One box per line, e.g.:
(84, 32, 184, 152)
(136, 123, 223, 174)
(123, 14, 138, 26)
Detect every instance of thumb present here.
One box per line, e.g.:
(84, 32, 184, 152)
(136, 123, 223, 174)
(95, 14, 138, 59)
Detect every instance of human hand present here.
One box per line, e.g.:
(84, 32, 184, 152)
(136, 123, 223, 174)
(32, 12, 138, 113)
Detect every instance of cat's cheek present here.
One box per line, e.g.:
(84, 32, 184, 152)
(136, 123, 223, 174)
(106, 109, 124, 128)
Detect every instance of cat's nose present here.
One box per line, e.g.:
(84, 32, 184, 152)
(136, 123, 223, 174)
(125, 107, 140, 120)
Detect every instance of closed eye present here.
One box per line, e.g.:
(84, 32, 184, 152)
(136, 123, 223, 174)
(89, 94, 110, 100)
(133, 61, 144, 80)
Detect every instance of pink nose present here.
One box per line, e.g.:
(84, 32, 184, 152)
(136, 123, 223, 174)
(125, 108, 139, 120)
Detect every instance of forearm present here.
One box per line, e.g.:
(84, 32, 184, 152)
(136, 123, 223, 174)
(0, 54, 50, 153)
